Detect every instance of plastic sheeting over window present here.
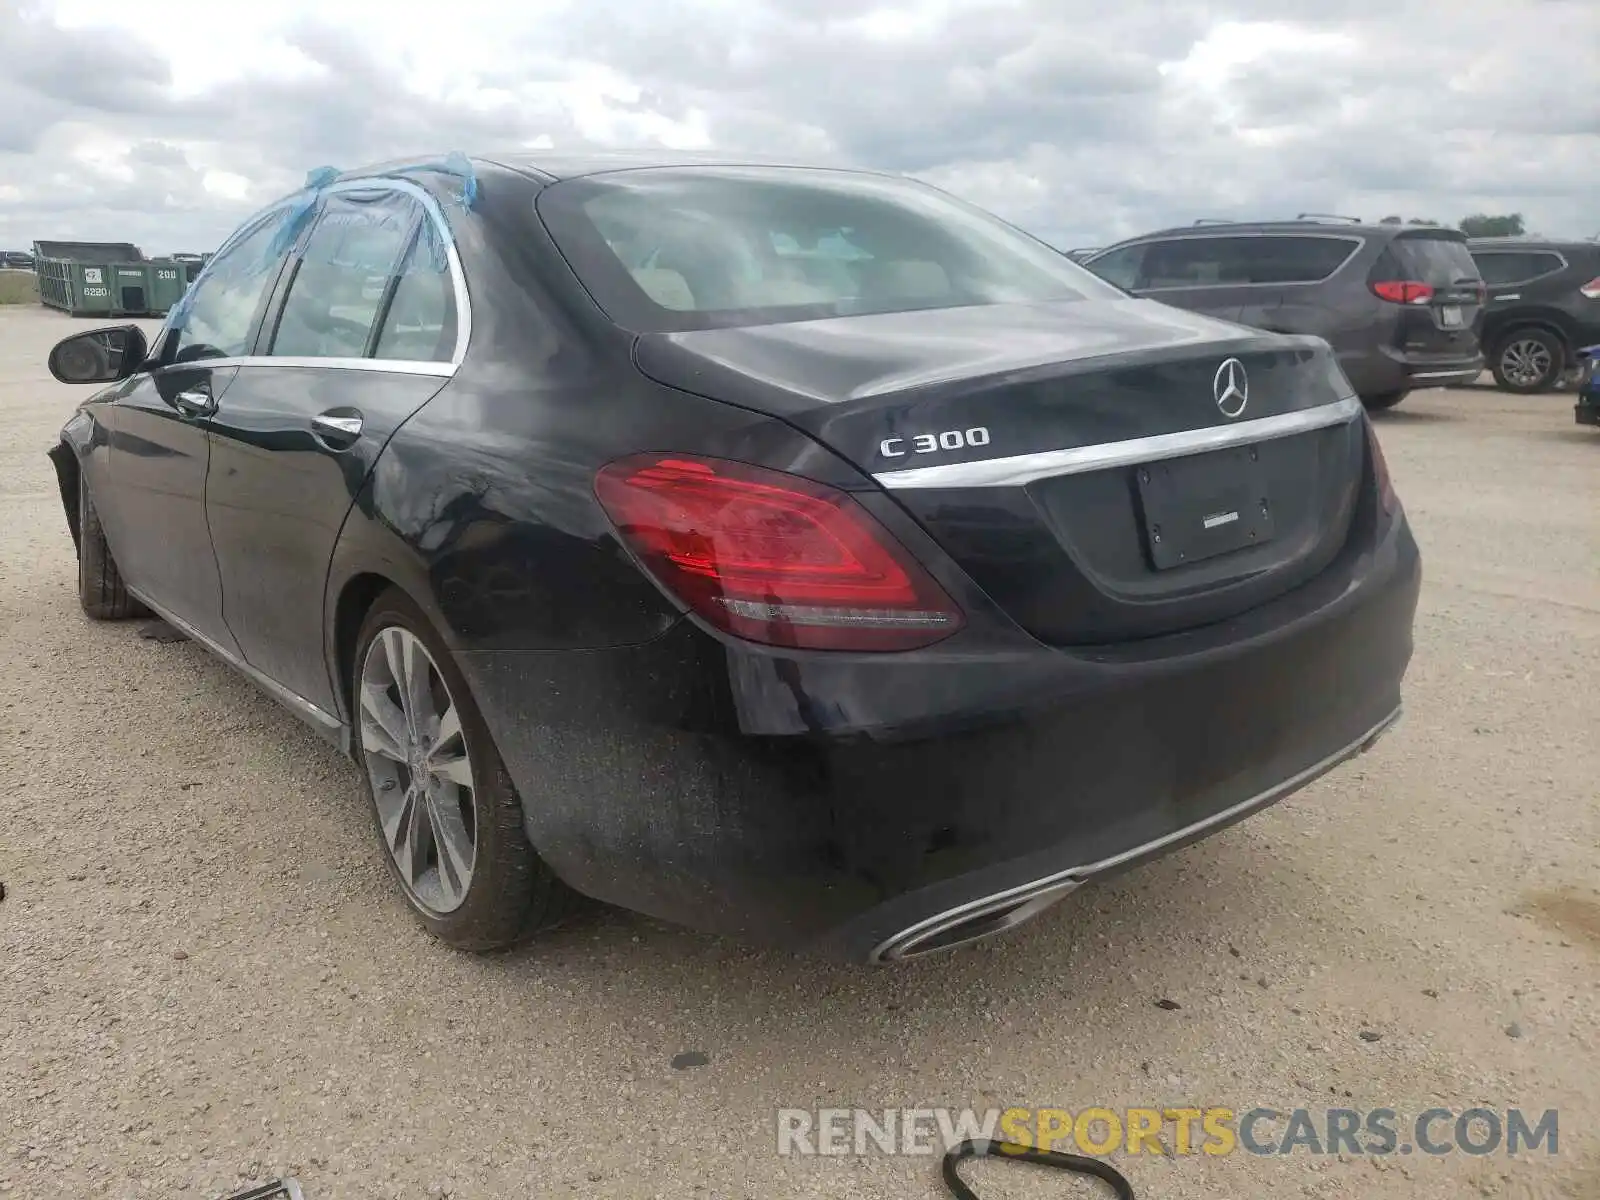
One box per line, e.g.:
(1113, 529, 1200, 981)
(271, 192, 420, 359)
(167, 154, 477, 338)
(374, 222, 458, 363)
(170, 210, 298, 362)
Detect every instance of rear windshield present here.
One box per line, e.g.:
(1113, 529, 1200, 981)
(1387, 234, 1481, 284)
(536, 167, 1122, 333)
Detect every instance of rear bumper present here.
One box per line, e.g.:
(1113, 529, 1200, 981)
(460, 509, 1422, 962)
(870, 705, 1401, 960)
(1389, 348, 1483, 390)
(1348, 348, 1483, 395)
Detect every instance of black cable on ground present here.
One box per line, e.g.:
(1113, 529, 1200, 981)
(941, 1138, 1136, 1199)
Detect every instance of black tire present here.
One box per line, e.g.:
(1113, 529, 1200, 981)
(77, 470, 148, 620)
(1490, 327, 1565, 394)
(352, 588, 578, 951)
(1362, 391, 1408, 412)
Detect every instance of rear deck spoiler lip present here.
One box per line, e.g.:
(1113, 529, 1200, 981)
(874, 393, 1364, 491)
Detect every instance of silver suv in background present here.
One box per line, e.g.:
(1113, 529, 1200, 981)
(1083, 219, 1486, 410)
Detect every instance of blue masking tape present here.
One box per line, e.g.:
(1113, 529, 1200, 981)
(169, 155, 472, 329)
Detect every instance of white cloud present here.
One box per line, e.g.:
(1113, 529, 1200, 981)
(0, 0, 1595, 253)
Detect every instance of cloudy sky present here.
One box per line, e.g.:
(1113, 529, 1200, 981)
(2, 0, 1595, 255)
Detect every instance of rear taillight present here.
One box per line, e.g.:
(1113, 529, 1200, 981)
(594, 454, 964, 651)
(1579, 277, 1600, 300)
(1371, 280, 1435, 305)
(1365, 419, 1397, 515)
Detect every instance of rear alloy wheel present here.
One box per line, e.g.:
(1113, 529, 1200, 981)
(1492, 329, 1563, 393)
(353, 590, 576, 949)
(1362, 391, 1408, 412)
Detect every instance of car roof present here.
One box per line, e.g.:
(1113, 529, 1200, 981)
(327, 150, 887, 197)
(1125, 219, 1464, 240)
(1467, 236, 1600, 252)
(480, 149, 866, 181)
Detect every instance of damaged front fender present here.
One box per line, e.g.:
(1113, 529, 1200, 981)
(46, 436, 82, 554)
(48, 408, 100, 554)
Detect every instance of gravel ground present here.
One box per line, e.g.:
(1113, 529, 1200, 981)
(1, 303, 1597, 1200)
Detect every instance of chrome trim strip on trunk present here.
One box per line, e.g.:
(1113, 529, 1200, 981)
(871, 704, 1402, 962)
(873, 393, 1364, 491)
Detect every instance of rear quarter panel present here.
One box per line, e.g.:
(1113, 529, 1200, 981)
(320, 166, 876, 718)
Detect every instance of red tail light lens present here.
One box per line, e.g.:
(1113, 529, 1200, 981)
(1365, 418, 1397, 515)
(1371, 280, 1435, 305)
(1579, 276, 1600, 300)
(594, 454, 964, 651)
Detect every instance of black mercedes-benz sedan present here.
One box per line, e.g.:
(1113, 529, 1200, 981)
(45, 151, 1420, 962)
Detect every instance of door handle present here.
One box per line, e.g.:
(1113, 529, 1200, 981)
(311, 412, 364, 444)
(173, 389, 215, 417)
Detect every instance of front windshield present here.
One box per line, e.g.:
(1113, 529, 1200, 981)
(536, 166, 1121, 333)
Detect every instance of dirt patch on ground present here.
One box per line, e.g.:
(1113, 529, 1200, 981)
(1520, 888, 1600, 954)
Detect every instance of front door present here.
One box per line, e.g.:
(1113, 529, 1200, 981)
(98, 205, 299, 651)
(99, 360, 241, 651)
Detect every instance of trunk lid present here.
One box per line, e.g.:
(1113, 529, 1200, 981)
(635, 298, 1367, 645)
(1371, 230, 1485, 356)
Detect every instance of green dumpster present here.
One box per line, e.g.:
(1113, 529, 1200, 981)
(31, 240, 170, 317)
(168, 252, 209, 285)
(35, 258, 115, 316)
(146, 260, 189, 315)
(110, 263, 153, 315)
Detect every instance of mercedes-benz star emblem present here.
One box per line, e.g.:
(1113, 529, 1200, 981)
(1214, 358, 1249, 419)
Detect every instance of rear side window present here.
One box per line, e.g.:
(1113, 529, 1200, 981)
(1237, 236, 1359, 284)
(536, 166, 1122, 333)
(1383, 234, 1481, 284)
(374, 220, 458, 363)
(1471, 250, 1565, 286)
(1111, 235, 1358, 290)
(270, 192, 419, 359)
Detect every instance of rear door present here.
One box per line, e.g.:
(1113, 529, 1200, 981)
(204, 186, 460, 714)
(1232, 233, 1362, 331)
(1473, 248, 1570, 342)
(1370, 230, 1484, 355)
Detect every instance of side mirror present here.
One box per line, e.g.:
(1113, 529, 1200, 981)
(47, 325, 149, 385)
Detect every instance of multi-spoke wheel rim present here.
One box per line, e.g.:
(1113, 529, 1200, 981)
(1501, 339, 1553, 388)
(358, 627, 476, 914)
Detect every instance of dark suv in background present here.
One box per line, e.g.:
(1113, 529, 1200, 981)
(1469, 238, 1600, 393)
(1085, 219, 1485, 410)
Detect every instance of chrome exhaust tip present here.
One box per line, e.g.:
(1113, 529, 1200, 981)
(873, 876, 1084, 963)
